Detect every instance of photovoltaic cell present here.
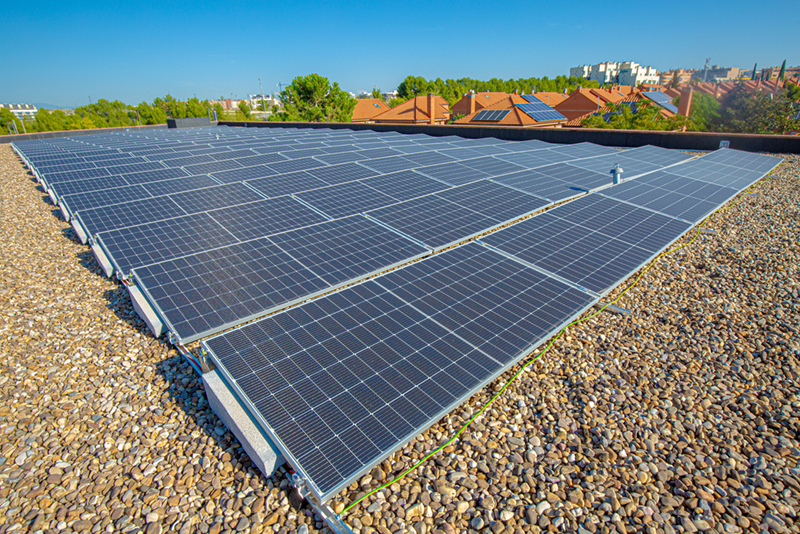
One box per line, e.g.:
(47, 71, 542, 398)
(76, 195, 184, 237)
(415, 162, 489, 186)
(306, 163, 377, 185)
(59, 185, 153, 215)
(492, 163, 609, 201)
(247, 171, 330, 198)
(472, 109, 510, 122)
(140, 175, 221, 196)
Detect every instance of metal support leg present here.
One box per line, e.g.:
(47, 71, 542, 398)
(289, 472, 355, 534)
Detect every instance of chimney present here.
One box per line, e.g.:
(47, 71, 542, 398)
(677, 87, 693, 117)
(428, 93, 435, 125)
(468, 92, 476, 115)
(714, 83, 721, 99)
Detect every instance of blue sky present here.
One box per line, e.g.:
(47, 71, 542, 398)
(2, 0, 798, 108)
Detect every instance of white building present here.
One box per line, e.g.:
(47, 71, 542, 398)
(570, 61, 660, 86)
(570, 62, 620, 84)
(1, 103, 38, 120)
(617, 62, 660, 86)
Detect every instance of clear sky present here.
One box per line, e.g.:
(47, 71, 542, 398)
(2, 0, 798, 108)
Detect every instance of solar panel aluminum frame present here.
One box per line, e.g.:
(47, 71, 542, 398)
(130, 218, 435, 345)
(200, 256, 600, 503)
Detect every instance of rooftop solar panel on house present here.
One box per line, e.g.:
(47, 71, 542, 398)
(471, 109, 510, 122)
(642, 91, 679, 114)
(515, 103, 567, 122)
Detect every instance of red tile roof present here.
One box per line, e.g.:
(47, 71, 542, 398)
(454, 94, 566, 128)
(529, 92, 568, 107)
(451, 92, 510, 117)
(351, 99, 390, 123)
(371, 95, 451, 124)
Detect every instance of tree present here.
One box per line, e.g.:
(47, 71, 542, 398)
(669, 71, 681, 89)
(238, 101, 252, 120)
(269, 73, 356, 122)
(786, 82, 800, 102)
(581, 100, 693, 131)
(684, 92, 720, 131)
(711, 84, 800, 134)
(371, 88, 383, 100)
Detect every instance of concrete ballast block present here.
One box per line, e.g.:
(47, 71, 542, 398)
(203, 370, 284, 476)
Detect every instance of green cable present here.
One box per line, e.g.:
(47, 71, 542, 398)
(341, 177, 765, 514)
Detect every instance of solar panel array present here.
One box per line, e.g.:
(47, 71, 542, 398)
(11, 126, 781, 508)
(515, 101, 567, 122)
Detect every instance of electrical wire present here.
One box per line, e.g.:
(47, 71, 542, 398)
(341, 179, 766, 514)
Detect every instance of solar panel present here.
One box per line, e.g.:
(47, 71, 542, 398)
(181, 159, 243, 176)
(515, 103, 567, 122)
(314, 152, 362, 165)
(59, 185, 153, 215)
(480, 195, 691, 294)
(268, 157, 327, 175)
(209, 165, 276, 183)
(664, 149, 781, 190)
(362, 170, 451, 201)
(494, 150, 574, 169)
(459, 157, 527, 177)
(168, 182, 265, 214)
(294, 181, 399, 219)
(97, 212, 240, 277)
(306, 163, 377, 185)
(435, 180, 549, 221)
(206, 197, 329, 241)
(201, 243, 595, 501)
(492, 163, 609, 201)
(642, 91, 679, 114)
(119, 167, 190, 184)
(160, 155, 217, 168)
(134, 239, 330, 342)
(103, 162, 167, 176)
(401, 151, 457, 167)
(358, 156, 417, 174)
(471, 109, 510, 122)
(49, 176, 132, 198)
(235, 153, 290, 167)
(44, 167, 111, 183)
(568, 153, 664, 179)
(415, 162, 489, 186)
(366, 194, 499, 249)
(75, 196, 184, 238)
(247, 171, 330, 198)
(140, 175, 221, 196)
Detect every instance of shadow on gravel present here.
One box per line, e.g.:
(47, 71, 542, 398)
(77, 249, 107, 275)
(103, 286, 153, 337)
(62, 226, 84, 245)
(154, 353, 304, 515)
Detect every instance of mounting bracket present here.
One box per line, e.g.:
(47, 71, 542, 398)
(289, 472, 354, 534)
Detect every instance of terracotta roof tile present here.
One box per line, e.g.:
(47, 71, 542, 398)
(454, 94, 565, 127)
(451, 92, 511, 116)
(529, 92, 568, 107)
(371, 95, 451, 124)
(351, 99, 391, 122)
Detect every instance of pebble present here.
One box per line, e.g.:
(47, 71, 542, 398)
(1, 145, 799, 534)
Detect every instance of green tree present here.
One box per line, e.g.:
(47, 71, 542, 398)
(269, 73, 356, 122)
(186, 97, 209, 118)
(786, 81, 800, 102)
(371, 88, 383, 100)
(238, 101, 252, 120)
(681, 92, 720, 131)
(581, 100, 692, 131)
(1, 108, 24, 134)
(711, 84, 800, 134)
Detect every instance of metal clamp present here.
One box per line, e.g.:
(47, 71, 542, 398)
(289, 472, 354, 534)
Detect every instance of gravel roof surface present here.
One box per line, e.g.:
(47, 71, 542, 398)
(1, 143, 798, 534)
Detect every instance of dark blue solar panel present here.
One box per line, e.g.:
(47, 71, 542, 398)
(208, 197, 329, 241)
(201, 243, 594, 499)
(168, 182, 264, 214)
(362, 170, 451, 201)
(60, 186, 152, 214)
(472, 109, 510, 122)
(246, 171, 330, 198)
(140, 175, 220, 196)
(515, 103, 566, 122)
(295, 182, 399, 219)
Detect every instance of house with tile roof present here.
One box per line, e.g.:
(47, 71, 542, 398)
(562, 91, 677, 127)
(370, 95, 450, 125)
(528, 92, 568, 107)
(351, 99, 390, 123)
(451, 92, 510, 119)
(454, 94, 566, 128)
